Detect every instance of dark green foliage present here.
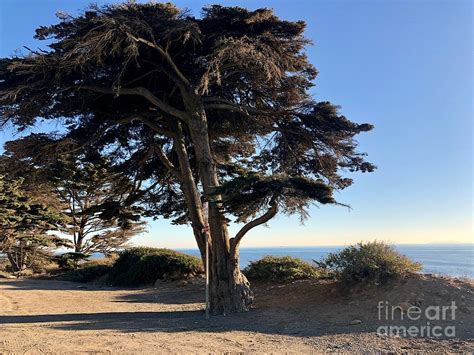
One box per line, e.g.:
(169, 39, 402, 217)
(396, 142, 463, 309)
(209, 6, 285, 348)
(49, 154, 146, 234)
(0, 176, 69, 272)
(56, 252, 90, 270)
(61, 264, 112, 283)
(0, 176, 64, 233)
(1, 147, 147, 256)
(243, 256, 324, 282)
(218, 173, 336, 223)
(316, 241, 422, 285)
(108, 247, 204, 286)
(0, 2, 375, 226)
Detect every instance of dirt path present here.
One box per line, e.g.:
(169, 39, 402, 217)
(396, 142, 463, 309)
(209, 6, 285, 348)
(0, 276, 472, 353)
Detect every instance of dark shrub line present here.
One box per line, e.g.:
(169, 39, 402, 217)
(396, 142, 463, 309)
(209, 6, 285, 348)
(59, 242, 421, 286)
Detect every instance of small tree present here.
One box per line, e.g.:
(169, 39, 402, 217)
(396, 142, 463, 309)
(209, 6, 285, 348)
(0, 176, 69, 273)
(51, 155, 146, 257)
(0, 148, 146, 259)
(0, 3, 375, 313)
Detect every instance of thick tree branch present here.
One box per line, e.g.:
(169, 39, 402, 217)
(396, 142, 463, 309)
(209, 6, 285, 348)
(230, 199, 278, 256)
(79, 86, 190, 122)
(202, 98, 261, 115)
(134, 116, 175, 138)
(151, 144, 183, 181)
(124, 179, 160, 205)
(140, 59, 188, 92)
(130, 35, 191, 88)
(167, 118, 207, 255)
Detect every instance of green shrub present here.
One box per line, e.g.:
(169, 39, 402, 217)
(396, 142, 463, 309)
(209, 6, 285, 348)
(316, 241, 422, 284)
(108, 247, 204, 286)
(61, 264, 112, 283)
(243, 256, 324, 282)
(56, 252, 90, 270)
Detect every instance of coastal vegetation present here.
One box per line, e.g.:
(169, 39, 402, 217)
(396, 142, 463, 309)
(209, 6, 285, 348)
(0, 1, 375, 314)
(1, 240, 422, 291)
(60, 260, 113, 283)
(0, 0, 470, 352)
(107, 247, 203, 286)
(0, 153, 147, 267)
(243, 256, 324, 282)
(316, 241, 423, 284)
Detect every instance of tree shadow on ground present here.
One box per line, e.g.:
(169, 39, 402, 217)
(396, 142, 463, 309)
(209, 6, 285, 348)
(0, 279, 208, 304)
(0, 310, 371, 338)
(0, 279, 118, 292)
(1, 277, 472, 340)
(113, 282, 205, 305)
(0, 280, 371, 337)
(2, 309, 467, 340)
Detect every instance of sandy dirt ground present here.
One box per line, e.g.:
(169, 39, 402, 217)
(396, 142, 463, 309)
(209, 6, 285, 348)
(0, 275, 473, 353)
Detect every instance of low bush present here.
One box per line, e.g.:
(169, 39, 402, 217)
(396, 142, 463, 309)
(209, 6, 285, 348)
(61, 264, 112, 283)
(56, 252, 90, 270)
(108, 247, 204, 286)
(243, 256, 324, 282)
(58, 257, 115, 282)
(316, 241, 422, 284)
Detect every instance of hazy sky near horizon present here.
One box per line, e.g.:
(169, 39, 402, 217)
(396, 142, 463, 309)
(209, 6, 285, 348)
(0, 0, 472, 248)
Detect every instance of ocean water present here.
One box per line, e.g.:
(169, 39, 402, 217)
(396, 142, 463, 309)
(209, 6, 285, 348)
(179, 243, 474, 279)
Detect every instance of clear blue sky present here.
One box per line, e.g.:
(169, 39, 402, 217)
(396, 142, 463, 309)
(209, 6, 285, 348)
(0, 0, 472, 248)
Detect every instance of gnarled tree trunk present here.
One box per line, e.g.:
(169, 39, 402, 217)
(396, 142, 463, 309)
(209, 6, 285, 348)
(184, 101, 253, 314)
(206, 203, 253, 314)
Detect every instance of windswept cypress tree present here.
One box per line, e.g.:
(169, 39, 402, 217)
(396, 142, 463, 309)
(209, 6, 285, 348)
(1, 142, 146, 258)
(0, 3, 375, 313)
(0, 176, 69, 273)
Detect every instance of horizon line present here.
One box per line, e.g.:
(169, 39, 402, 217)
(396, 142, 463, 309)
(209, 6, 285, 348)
(171, 242, 474, 250)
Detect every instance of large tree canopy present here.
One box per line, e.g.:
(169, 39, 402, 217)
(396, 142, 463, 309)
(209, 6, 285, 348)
(0, 3, 375, 313)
